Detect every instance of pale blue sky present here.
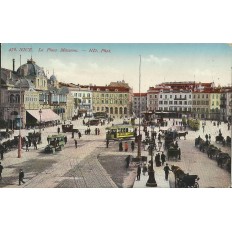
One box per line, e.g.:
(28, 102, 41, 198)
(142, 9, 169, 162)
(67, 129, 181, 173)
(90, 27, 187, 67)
(1, 43, 232, 92)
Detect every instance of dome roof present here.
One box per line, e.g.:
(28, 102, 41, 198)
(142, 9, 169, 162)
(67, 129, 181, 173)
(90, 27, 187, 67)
(14, 78, 35, 89)
(16, 58, 45, 77)
(50, 75, 57, 82)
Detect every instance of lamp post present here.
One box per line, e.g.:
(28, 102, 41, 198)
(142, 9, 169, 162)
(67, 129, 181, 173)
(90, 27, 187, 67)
(6, 107, 9, 132)
(137, 55, 142, 158)
(39, 109, 42, 134)
(146, 142, 157, 187)
(18, 55, 22, 158)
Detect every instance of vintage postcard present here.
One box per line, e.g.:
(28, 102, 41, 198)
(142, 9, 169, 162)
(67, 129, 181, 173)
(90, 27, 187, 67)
(0, 43, 231, 188)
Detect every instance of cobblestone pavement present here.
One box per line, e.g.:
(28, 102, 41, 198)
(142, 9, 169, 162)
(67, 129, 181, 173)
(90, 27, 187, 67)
(0, 117, 231, 188)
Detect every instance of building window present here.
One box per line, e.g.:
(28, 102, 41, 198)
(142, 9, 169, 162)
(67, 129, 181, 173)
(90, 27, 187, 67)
(160, 95, 162, 99)
(184, 101, 187, 105)
(189, 95, 191, 99)
(159, 101, 163, 104)
(170, 95, 172, 99)
(174, 101, 177, 105)
(169, 101, 173, 105)
(164, 101, 168, 105)
(179, 101, 182, 105)
(165, 95, 167, 99)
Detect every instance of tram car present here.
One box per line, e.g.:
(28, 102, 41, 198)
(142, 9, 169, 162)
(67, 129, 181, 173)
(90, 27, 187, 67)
(106, 125, 137, 141)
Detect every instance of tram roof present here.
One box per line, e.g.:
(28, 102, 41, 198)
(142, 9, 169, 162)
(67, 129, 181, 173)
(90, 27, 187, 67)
(106, 125, 137, 130)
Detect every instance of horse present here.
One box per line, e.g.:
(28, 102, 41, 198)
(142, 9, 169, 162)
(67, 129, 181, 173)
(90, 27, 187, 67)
(177, 131, 188, 140)
(171, 165, 185, 187)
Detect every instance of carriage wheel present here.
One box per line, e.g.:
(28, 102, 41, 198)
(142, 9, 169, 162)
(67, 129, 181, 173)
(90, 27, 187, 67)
(194, 182, 199, 188)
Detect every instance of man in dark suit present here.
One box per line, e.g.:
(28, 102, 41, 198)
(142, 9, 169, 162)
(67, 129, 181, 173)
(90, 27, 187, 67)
(19, 169, 25, 185)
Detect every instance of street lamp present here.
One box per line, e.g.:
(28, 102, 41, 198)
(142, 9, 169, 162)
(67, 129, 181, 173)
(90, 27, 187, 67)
(39, 109, 42, 134)
(158, 141, 162, 151)
(146, 143, 157, 187)
(6, 107, 9, 132)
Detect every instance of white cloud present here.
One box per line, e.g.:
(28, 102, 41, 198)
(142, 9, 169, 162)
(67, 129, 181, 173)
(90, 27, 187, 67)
(142, 55, 172, 64)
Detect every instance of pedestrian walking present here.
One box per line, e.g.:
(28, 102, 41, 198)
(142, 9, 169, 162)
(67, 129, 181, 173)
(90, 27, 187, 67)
(57, 127, 60, 134)
(155, 153, 161, 167)
(205, 134, 208, 141)
(0, 162, 3, 180)
(0, 150, 4, 160)
(209, 134, 211, 142)
(19, 169, 25, 185)
(131, 141, 135, 152)
(137, 164, 141, 181)
(26, 142, 29, 152)
(64, 136, 67, 144)
(142, 163, 148, 175)
(202, 125, 205, 133)
(124, 142, 129, 152)
(74, 139, 77, 148)
(163, 163, 171, 181)
(119, 140, 123, 151)
(95, 128, 98, 135)
(106, 139, 109, 148)
(161, 152, 166, 165)
(125, 155, 130, 168)
(78, 131, 82, 139)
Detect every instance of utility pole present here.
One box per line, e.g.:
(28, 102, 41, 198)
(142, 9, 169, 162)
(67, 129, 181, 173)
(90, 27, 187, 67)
(18, 55, 22, 158)
(137, 55, 142, 158)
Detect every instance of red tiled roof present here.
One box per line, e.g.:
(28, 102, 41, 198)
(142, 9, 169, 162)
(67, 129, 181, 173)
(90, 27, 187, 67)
(133, 93, 147, 97)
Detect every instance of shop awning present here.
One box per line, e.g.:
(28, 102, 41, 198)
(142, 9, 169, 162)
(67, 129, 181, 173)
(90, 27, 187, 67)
(27, 109, 60, 122)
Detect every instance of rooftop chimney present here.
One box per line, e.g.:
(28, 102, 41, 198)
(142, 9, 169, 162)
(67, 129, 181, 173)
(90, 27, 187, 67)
(13, 58, 15, 72)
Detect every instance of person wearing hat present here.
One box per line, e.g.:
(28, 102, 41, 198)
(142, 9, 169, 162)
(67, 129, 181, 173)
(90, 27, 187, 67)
(19, 169, 25, 185)
(137, 164, 141, 181)
(163, 163, 172, 181)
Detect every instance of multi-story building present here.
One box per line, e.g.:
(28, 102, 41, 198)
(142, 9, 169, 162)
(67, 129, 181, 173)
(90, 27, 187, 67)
(192, 90, 211, 119)
(132, 93, 147, 117)
(220, 87, 232, 122)
(157, 88, 192, 118)
(91, 85, 130, 118)
(0, 58, 74, 128)
(209, 88, 221, 120)
(66, 84, 93, 117)
(147, 87, 160, 112)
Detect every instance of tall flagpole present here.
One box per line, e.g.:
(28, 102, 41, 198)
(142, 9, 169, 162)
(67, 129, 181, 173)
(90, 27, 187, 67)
(18, 55, 22, 158)
(137, 55, 142, 158)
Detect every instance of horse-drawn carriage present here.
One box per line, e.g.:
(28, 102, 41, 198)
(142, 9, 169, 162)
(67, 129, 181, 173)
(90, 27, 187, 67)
(199, 139, 210, 152)
(216, 152, 231, 170)
(167, 147, 181, 161)
(215, 134, 224, 143)
(195, 136, 204, 147)
(171, 165, 200, 188)
(164, 136, 174, 150)
(226, 136, 231, 146)
(62, 124, 79, 133)
(206, 145, 221, 159)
